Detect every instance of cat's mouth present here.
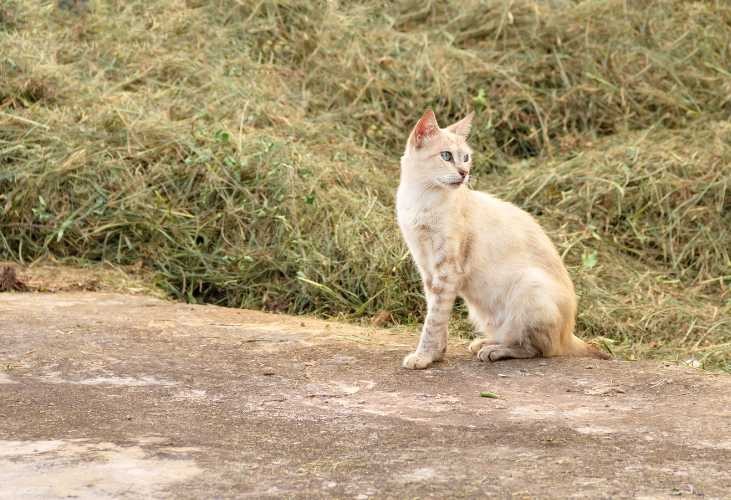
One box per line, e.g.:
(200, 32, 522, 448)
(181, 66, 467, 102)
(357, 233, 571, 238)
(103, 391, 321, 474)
(436, 173, 469, 187)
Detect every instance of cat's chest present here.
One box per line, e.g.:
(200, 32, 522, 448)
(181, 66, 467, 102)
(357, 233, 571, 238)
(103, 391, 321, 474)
(397, 200, 447, 238)
(399, 206, 438, 231)
(396, 186, 462, 248)
(397, 202, 456, 260)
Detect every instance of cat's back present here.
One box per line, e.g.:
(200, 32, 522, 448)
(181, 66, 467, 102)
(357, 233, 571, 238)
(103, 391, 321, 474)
(467, 189, 537, 229)
(467, 188, 568, 280)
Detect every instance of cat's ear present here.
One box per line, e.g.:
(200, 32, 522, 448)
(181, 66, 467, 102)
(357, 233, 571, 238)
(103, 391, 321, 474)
(409, 109, 440, 149)
(446, 111, 474, 138)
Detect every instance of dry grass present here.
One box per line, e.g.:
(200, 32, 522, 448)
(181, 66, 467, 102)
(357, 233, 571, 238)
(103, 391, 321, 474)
(0, 259, 162, 295)
(0, 0, 728, 370)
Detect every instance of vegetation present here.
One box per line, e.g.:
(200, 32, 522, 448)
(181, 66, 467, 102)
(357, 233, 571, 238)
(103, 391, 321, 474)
(1, 0, 728, 370)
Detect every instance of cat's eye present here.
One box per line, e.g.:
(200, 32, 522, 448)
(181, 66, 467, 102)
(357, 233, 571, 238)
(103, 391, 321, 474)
(440, 151, 453, 162)
(464, 154, 470, 162)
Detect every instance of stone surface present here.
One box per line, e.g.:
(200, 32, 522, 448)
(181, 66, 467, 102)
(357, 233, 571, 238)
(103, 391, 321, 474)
(1, 292, 729, 498)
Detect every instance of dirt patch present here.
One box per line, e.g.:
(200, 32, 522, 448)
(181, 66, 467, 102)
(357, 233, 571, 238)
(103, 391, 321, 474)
(0, 438, 201, 499)
(0, 292, 729, 498)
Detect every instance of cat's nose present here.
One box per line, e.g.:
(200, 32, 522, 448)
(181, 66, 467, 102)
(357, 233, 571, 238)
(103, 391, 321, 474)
(457, 168, 468, 178)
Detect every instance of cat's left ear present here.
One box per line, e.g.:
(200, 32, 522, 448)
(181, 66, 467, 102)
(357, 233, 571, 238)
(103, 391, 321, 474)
(409, 109, 440, 149)
(446, 111, 475, 138)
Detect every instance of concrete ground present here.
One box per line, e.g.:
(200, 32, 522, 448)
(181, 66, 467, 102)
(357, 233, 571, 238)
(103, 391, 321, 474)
(1, 291, 729, 499)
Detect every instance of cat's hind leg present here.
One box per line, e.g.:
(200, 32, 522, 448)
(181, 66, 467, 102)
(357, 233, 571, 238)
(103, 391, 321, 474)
(468, 337, 499, 354)
(476, 319, 557, 362)
(477, 342, 539, 362)
(476, 270, 564, 362)
(464, 297, 500, 354)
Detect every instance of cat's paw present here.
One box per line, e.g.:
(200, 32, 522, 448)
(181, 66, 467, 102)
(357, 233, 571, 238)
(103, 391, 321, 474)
(468, 338, 489, 354)
(469, 337, 499, 355)
(477, 344, 537, 362)
(477, 345, 500, 363)
(402, 351, 437, 370)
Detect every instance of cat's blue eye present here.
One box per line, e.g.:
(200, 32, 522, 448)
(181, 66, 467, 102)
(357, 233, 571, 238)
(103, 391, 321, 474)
(440, 151, 453, 162)
(464, 154, 470, 162)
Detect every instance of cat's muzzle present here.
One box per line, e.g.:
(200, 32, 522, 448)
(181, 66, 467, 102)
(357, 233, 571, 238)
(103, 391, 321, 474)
(437, 173, 469, 187)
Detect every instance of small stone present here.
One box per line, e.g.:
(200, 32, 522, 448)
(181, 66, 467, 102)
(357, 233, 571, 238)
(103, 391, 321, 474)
(370, 310, 392, 327)
(0, 266, 27, 292)
(262, 368, 275, 376)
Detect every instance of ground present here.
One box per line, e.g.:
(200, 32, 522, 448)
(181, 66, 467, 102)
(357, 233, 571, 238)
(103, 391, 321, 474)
(1, 290, 729, 499)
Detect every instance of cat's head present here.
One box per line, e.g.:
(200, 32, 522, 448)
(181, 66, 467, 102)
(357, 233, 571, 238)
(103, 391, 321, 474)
(402, 109, 474, 189)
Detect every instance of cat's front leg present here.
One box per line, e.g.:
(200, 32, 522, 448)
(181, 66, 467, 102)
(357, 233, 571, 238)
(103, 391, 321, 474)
(403, 270, 458, 370)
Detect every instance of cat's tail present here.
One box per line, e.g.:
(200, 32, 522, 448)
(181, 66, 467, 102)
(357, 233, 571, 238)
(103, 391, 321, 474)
(564, 335, 612, 360)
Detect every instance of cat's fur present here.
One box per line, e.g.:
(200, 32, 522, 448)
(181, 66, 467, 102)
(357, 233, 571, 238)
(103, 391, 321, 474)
(397, 109, 609, 369)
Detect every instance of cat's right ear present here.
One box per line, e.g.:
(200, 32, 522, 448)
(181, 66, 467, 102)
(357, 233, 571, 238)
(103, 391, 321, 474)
(409, 109, 440, 149)
(446, 111, 474, 138)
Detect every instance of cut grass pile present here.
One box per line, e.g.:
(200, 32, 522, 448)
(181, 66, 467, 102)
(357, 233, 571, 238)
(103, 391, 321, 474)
(0, 0, 729, 370)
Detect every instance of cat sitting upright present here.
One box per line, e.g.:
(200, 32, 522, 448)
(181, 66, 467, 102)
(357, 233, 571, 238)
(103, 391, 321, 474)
(397, 109, 609, 369)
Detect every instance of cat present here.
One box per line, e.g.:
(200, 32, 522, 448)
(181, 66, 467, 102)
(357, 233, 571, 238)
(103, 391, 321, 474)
(397, 109, 609, 369)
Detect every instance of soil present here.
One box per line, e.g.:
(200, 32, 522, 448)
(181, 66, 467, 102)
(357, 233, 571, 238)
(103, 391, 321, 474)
(1, 290, 729, 499)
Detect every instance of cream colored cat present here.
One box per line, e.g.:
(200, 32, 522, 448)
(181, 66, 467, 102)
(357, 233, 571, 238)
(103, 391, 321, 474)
(397, 109, 609, 369)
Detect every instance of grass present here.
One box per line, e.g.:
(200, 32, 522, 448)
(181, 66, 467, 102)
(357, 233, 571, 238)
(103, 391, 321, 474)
(0, 0, 728, 371)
